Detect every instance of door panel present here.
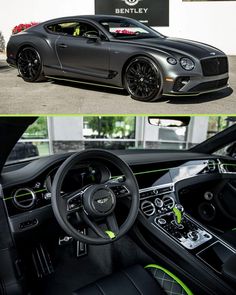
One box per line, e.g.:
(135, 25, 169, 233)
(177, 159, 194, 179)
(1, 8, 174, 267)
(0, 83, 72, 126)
(56, 35, 110, 79)
(216, 181, 236, 222)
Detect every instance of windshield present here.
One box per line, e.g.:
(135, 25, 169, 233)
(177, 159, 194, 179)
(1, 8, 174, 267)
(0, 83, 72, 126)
(6, 116, 235, 164)
(100, 19, 163, 40)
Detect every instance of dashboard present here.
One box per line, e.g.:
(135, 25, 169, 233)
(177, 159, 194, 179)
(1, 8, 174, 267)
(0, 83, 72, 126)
(1, 151, 236, 234)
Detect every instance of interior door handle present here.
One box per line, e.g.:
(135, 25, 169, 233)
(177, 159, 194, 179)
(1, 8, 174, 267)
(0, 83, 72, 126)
(58, 44, 68, 48)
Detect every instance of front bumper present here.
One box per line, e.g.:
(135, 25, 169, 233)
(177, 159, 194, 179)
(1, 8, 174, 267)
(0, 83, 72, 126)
(163, 72, 229, 96)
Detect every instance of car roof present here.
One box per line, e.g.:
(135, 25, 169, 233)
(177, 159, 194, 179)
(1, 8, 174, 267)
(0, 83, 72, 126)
(41, 15, 133, 25)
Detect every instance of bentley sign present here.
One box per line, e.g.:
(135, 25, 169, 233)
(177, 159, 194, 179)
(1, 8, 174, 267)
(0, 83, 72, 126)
(95, 0, 169, 26)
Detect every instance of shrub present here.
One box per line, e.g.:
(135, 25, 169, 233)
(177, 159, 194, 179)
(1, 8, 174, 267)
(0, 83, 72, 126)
(0, 31, 5, 52)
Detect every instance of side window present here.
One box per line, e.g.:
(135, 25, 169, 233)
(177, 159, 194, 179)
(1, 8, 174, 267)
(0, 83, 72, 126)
(46, 22, 99, 38)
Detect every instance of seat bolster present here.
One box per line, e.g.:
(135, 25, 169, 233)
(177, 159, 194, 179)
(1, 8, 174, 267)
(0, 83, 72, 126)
(73, 265, 165, 295)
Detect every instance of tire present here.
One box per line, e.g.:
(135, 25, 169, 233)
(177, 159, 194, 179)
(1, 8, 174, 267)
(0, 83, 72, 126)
(17, 47, 45, 82)
(124, 56, 163, 102)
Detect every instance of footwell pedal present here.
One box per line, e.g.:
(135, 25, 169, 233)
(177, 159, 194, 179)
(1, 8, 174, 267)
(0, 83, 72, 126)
(77, 228, 87, 257)
(32, 244, 54, 279)
(59, 236, 73, 246)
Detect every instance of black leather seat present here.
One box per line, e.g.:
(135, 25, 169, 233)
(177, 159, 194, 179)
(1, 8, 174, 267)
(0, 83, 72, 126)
(73, 264, 192, 295)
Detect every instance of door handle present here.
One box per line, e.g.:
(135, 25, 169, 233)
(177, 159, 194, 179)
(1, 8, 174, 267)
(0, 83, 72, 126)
(58, 43, 68, 48)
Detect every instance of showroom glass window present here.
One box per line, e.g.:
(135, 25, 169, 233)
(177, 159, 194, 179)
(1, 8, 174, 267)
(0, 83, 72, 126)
(83, 116, 136, 149)
(7, 117, 50, 163)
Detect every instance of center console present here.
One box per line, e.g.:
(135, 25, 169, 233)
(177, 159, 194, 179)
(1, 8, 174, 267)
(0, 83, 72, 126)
(140, 184, 236, 279)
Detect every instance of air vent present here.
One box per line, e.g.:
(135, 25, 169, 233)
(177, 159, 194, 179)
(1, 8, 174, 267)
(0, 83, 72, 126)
(207, 160, 216, 172)
(162, 195, 175, 209)
(141, 201, 155, 216)
(13, 188, 36, 209)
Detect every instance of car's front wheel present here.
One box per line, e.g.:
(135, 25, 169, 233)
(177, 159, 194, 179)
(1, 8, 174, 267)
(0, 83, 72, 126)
(17, 47, 44, 82)
(124, 56, 163, 102)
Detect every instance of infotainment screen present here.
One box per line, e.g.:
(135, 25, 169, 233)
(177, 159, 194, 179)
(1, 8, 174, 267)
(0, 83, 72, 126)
(133, 160, 211, 189)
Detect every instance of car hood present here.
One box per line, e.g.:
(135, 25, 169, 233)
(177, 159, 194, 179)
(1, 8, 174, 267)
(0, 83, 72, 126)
(120, 37, 225, 59)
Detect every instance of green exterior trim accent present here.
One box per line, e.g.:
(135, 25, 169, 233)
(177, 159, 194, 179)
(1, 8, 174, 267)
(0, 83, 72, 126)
(145, 264, 193, 295)
(173, 207, 182, 224)
(232, 228, 236, 231)
(105, 231, 116, 239)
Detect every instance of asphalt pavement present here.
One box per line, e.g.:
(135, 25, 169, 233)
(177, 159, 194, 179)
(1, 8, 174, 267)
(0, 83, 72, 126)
(0, 54, 235, 114)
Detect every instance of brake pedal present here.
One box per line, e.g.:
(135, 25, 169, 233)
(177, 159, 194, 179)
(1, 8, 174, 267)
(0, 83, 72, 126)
(32, 244, 54, 279)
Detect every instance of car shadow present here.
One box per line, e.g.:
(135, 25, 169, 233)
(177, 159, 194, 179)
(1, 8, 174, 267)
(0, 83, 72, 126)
(0, 61, 13, 72)
(52, 79, 233, 104)
(51, 79, 129, 96)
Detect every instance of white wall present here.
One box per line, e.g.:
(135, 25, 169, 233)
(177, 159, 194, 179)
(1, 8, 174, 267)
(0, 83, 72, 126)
(49, 117, 83, 141)
(159, 0, 236, 55)
(1, 0, 235, 54)
(187, 116, 209, 143)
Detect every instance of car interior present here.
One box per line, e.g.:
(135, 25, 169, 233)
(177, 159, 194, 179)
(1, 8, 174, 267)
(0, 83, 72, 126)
(1, 118, 236, 295)
(46, 22, 99, 38)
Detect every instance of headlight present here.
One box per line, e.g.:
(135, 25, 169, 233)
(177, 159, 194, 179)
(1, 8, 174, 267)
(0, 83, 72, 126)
(167, 57, 177, 65)
(180, 57, 195, 71)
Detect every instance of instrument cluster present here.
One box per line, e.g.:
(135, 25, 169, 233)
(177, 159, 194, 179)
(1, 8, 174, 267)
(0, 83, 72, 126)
(4, 162, 112, 216)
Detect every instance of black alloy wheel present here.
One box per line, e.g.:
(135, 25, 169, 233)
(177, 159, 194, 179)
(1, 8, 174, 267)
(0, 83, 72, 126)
(17, 47, 44, 82)
(125, 57, 163, 102)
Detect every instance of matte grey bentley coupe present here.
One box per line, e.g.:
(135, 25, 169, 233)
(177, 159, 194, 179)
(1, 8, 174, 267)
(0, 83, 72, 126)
(7, 15, 229, 101)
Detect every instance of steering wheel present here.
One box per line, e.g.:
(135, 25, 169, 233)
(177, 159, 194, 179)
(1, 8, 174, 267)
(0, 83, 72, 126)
(51, 150, 140, 245)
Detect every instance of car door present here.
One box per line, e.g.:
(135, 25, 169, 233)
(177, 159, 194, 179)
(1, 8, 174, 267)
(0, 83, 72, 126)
(55, 21, 110, 80)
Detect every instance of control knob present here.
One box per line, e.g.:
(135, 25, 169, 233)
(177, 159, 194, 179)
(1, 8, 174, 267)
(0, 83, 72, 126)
(187, 231, 200, 242)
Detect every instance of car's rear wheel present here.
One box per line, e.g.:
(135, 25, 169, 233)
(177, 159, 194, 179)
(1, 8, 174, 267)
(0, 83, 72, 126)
(17, 47, 44, 82)
(124, 57, 163, 102)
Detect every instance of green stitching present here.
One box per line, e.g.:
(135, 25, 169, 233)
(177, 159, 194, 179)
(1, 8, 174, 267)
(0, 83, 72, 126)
(145, 264, 193, 295)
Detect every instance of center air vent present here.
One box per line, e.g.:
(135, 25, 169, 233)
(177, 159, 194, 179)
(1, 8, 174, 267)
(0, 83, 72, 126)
(13, 188, 36, 209)
(162, 195, 175, 209)
(141, 201, 155, 216)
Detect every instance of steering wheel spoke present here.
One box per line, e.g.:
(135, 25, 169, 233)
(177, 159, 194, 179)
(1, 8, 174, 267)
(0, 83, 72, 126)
(106, 213, 120, 236)
(81, 211, 109, 239)
(105, 179, 130, 199)
(62, 189, 84, 213)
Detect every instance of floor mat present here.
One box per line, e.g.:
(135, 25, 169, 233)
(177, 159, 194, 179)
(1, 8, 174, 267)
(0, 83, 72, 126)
(31, 235, 151, 295)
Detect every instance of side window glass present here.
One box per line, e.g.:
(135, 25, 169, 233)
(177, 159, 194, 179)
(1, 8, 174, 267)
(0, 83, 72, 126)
(47, 22, 80, 36)
(47, 22, 100, 38)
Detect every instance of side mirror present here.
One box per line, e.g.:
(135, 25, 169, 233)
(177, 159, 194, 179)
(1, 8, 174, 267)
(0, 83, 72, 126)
(84, 32, 101, 42)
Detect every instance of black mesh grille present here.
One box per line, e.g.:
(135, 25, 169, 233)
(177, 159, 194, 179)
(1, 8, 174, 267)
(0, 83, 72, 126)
(201, 57, 228, 76)
(189, 78, 228, 92)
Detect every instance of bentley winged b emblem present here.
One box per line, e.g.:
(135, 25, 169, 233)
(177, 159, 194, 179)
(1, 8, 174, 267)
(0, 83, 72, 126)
(122, 0, 142, 6)
(96, 198, 109, 204)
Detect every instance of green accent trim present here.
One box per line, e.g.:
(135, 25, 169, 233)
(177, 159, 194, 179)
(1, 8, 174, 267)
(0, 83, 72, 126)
(145, 264, 193, 295)
(232, 228, 236, 231)
(173, 207, 182, 224)
(0, 115, 235, 117)
(4, 189, 47, 201)
(105, 231, 116, 239)
(111, 163, 210, 180)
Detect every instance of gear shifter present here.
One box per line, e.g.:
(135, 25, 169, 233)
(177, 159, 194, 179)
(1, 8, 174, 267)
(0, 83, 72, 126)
(172, 204, 184, 226)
